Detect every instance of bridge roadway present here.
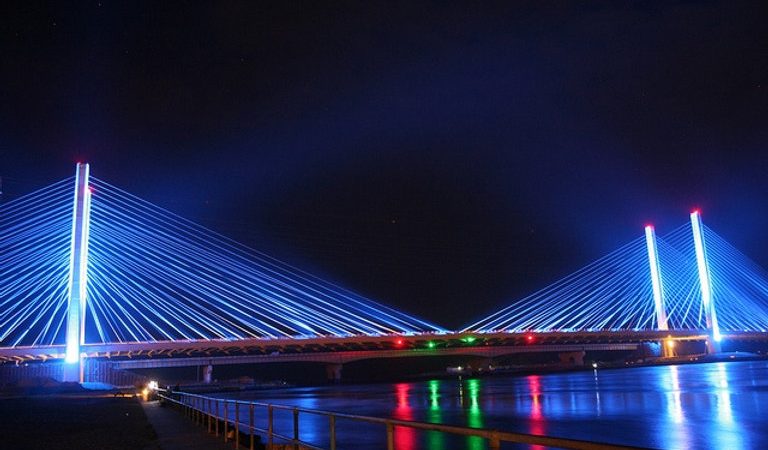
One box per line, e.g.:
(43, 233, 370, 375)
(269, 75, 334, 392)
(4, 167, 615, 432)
(5, 329, 763, 367)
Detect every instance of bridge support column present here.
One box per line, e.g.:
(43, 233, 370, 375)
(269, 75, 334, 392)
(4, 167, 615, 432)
(202, 364, 213, 384)
(662, 339, 676, 358)
(645, 225, 668, 331)
(690, 211, 721, 354)
(64, 163, 92, 382)
(467, 358, 495, 373)
(325, 364, 343, 383)
(62, 358, 84, 383)
(558, 351, 585, 366)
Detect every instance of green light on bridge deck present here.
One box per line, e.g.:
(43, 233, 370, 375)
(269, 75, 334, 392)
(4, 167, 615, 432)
(462, 336, 476, 344)
(427, 341, 436, 349)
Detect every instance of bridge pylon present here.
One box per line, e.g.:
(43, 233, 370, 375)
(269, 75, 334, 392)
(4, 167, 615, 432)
(690, 210, 721, 354)
(63, 163, 92, 382)
(644, 225, 668, 331)
(646, 225, 676, 357)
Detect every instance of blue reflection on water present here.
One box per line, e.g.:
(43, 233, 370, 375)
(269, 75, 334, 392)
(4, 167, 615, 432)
(218, 360, 768, 449)
(708, 363, 743, 449)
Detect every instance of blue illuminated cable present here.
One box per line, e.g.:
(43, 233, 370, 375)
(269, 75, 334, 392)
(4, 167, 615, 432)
(18, 175, 449, 346)
(463, 235, 664, 332)
(89, 178, 444, 333)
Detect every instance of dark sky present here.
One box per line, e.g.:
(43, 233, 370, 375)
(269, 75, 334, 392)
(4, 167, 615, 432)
(2, 1, 768, 329)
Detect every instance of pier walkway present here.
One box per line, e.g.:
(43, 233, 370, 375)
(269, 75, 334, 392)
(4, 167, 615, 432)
(142, 399, 236, 450)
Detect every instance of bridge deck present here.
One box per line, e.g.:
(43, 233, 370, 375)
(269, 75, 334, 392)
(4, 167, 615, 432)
(1, 329, 752, 364)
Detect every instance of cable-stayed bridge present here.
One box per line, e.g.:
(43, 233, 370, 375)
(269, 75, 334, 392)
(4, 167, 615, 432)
(464, 218, 768, 335)
(2, 164, 768, 382)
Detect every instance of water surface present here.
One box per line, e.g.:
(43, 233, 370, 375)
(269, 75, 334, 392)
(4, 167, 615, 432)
(216, 361, 768, 449)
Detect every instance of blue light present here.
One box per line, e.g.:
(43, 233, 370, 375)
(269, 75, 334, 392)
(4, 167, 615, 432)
(462, 234, 660, 332)
(80, 174, 445, 344)
(6, 167, 768, 356)
(645, 225, 668, 331)
(465, 214, 768, 335)
(690, 211, 721, 349)
(65, 163, 91, 364)
(1, 167, 446, 354)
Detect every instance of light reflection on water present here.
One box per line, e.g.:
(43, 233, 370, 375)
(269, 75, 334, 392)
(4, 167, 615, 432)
(217, 360, 768, 449)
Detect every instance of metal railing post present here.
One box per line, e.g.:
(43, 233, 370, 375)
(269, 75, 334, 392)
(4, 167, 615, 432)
(268, 405, 274, 448)
(208, 398, 213, 433)
(235, 402, 240, 448)
(224, 400, 229, 443)
(329, 414, 336, 450)
(489, 431, 501, 450)
(386, 422, 394, 450)
(215, 399, 220, 436)
(249, 403, 255, 450)
(293, 407, 299, 449)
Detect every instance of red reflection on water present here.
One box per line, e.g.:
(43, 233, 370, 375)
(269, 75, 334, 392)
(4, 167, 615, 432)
(527, 375, 547, 450)
(393, 383, 416, 450)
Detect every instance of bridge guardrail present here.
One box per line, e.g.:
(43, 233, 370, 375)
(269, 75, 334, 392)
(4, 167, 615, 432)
(158, 389, 645, 450)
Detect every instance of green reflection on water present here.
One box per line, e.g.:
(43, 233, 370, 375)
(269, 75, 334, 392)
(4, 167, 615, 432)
(466, 378, 485, 450)
(426, 379, 445, 449)
(430, 379, 441, 409)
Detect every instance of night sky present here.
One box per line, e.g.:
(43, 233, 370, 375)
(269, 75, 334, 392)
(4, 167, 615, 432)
(2, 2, 768, 329)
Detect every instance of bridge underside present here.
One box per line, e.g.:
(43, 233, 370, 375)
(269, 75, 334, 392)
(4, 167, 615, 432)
(2, 330, 756, 366)
(108, 343, 646, 369)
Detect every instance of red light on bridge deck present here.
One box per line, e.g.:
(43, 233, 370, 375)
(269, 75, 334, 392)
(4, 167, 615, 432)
(526, 334, 534, 343)
(395, 339, 404, 346)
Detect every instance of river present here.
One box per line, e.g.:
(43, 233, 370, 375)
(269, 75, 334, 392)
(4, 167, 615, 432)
(214, 360, 768, 449)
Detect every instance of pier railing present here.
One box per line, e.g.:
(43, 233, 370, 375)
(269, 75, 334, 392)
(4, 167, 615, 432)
(158, 390, 643, 450)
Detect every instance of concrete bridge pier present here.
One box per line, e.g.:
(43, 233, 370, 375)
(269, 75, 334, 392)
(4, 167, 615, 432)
(662, 339, 676, 358)
(704, 334, 722, 355)
(466, 358, 495, 373)
(62, 360, 83, 383)
(202, 364, 213, 384)
(325, 364, 343, 383)
(558, 351, 586, 366)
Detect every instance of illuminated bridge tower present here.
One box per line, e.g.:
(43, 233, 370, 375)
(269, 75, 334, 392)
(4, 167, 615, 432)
(690, 210, 721, 354)
(645, 225, 668, 331)
(646, 225, 674, 357)
(63, 163, 92, 382)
